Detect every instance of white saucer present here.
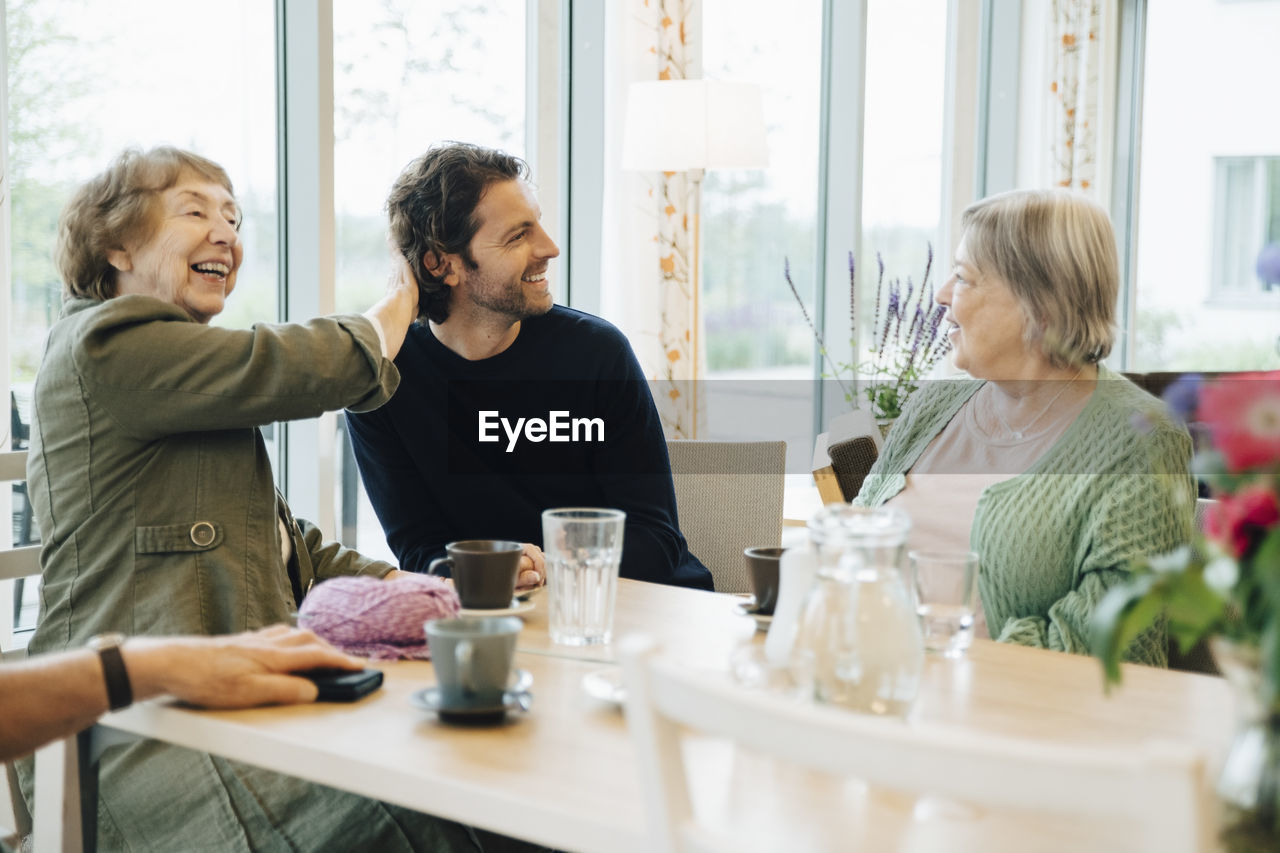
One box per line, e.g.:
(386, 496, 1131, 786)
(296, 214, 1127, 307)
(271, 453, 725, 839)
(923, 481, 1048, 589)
(458, 599, 536, 618)
(408, 686, 532, 723)
(581, 668, 626, 707)
(734, 601, 774, 631)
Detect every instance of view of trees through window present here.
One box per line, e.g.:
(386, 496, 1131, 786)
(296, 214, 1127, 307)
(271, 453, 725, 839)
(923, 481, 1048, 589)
(4, 0, 277, 627)
(332, 0, 525, 318)
(331, 0, 526, 556)
(698, 0, 946, 473)
(699, 0, 821, 377)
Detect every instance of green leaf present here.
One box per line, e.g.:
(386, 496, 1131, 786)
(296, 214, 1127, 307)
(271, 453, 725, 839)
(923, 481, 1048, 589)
(1262, 619, 1280, 707)
(1091, 574, 1159, 686)
(1253, 529, 1280, 605)
(1163, 572, 1226, 652)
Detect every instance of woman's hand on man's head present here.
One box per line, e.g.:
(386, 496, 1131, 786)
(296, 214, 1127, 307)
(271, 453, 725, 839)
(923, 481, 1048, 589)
(365, 252, 421, 361)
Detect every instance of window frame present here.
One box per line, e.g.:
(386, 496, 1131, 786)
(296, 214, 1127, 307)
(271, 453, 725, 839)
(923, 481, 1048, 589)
(1209, 155, 1280, 305)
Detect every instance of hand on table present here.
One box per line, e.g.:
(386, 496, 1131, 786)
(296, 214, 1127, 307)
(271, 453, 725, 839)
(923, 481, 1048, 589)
(517, 543, 546, 590)
(126, 625, 366, 709)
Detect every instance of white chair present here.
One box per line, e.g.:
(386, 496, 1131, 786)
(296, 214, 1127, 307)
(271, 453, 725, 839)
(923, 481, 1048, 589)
(1, 449, 38, 847)
(666, 440, 785, 593)
(621, 636, 1214, 853)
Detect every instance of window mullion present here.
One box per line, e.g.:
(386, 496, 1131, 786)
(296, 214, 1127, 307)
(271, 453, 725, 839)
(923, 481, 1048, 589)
(1109, 0, 1146, 370)
(276, 0, 337, 530)
(815, 0, 867, 433)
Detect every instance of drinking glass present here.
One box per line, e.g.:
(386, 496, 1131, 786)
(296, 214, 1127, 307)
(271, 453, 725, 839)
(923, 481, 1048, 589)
(542, 508, 626, 646)
(909, 550, 980, 658)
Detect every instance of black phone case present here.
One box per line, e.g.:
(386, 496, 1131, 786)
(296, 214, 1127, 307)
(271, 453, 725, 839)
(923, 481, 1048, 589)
(303, 668, 384, 702)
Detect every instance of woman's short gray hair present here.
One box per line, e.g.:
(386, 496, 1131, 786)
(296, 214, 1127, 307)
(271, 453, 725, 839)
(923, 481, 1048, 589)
(960, 188, 1118, 368)
(56, 146, 237, 302)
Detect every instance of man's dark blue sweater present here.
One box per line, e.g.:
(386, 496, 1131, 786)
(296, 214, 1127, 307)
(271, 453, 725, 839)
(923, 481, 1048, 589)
(347, 305, 712, 589)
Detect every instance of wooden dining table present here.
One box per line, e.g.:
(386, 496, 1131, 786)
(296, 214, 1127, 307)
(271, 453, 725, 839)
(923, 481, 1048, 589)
(33, 578, 1234, 853)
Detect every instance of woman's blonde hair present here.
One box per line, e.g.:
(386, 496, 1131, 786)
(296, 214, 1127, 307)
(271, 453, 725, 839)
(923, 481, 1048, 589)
(56, 147, 237, 301)
(960, 188, 1118, 368)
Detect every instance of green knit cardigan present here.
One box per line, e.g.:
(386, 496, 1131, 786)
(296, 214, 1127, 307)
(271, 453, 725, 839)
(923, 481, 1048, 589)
(855, 365, 1195, 665)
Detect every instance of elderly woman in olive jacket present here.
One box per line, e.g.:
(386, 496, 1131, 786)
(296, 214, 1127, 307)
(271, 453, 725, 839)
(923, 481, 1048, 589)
(17, 148, 486, 852)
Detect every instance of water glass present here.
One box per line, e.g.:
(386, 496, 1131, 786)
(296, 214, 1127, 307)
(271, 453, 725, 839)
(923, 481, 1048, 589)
(909, 550, 980, 658)
(542, 508, 625, 646)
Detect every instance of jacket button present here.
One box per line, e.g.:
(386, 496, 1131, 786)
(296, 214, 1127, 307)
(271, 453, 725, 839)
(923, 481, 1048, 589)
(190, 522, 216, 547)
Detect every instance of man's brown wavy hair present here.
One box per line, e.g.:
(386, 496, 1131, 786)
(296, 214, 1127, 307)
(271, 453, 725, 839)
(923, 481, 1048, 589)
(387, 142, 529, 324)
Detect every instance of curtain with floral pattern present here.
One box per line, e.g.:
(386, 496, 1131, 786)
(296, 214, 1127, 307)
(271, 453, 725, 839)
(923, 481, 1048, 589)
(1048, 0, 1102, 195)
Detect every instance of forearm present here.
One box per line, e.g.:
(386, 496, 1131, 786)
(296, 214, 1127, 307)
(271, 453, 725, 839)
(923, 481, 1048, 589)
(297, 516, 396, 580)
(78, 308, 396, 435)
(0, 650, 115, 761)
(0, 640, 203, 761)
(619, 520, 682, 583)
(0, 627, 361, 761)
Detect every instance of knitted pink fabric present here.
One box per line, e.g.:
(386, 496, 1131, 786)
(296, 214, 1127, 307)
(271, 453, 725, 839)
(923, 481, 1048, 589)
(298, 574, 460, 660)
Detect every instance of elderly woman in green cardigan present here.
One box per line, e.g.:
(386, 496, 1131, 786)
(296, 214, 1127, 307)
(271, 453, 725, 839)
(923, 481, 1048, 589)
(16, 148, 505, 852)
(855, 189, 1194, 665)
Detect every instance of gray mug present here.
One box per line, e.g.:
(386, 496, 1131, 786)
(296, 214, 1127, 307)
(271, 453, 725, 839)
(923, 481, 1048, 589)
(428, 539, 522, 609)
(426, 616, 524, 707)
(744, 546, 786, 615)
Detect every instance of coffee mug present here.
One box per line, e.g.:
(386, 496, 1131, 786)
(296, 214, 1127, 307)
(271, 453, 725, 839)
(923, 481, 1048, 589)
(427, 539, 522, 609)
(744, 546, 786, 615)
(426, 616, 524, 707)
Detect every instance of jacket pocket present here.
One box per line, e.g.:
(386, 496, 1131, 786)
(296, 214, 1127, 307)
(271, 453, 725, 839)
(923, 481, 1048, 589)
(135, 521, 224, 553)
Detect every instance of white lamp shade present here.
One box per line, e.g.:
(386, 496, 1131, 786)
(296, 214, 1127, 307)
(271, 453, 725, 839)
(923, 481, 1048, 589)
(621, 79, 769, 172)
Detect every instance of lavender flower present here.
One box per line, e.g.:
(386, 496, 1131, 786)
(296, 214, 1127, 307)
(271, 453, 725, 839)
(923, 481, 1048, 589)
(783, 257, 852, 401)
(869, 254, 885, 355)
(1161, 373, 1204, 424)
(848, 251, 857, 352)
(784, 242, 949, 419)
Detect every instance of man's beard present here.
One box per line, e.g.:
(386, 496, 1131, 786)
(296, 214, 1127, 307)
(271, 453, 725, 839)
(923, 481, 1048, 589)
(466, 270, 553, 321)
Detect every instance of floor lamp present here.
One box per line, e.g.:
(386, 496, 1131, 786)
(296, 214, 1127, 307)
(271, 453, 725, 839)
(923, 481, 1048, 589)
(621, 79, 768, 437)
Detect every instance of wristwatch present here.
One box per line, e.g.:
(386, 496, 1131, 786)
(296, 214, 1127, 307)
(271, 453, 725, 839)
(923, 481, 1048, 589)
(87, 632, 133, 711)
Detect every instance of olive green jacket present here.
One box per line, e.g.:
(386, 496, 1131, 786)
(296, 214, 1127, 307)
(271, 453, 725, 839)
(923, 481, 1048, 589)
(16, 297, 493, 851)
(26, 295, 400, 652)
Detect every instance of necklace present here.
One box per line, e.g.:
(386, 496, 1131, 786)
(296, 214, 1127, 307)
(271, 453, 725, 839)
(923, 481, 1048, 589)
(986, 364, 1087, 440)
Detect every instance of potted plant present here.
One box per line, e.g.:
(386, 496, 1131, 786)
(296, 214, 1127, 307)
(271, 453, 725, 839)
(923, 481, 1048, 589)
(784, 245, 951, 430)
(1091, 371, 1280, 852)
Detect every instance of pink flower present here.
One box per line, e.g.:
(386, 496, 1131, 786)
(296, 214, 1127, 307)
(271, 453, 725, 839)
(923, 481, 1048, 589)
(1204, 485, 1280, 559)
(1197, 371, 1280, 473)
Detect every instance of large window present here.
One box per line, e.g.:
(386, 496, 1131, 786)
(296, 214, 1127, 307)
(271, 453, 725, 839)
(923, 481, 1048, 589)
(4, 0, 276, 630)
(1130, 0, 1280, 370)
(859, 0, 947, 293)
(332, 0, 527, 557)
(697, 0, 823, 469)
(697, 0, 949, 473)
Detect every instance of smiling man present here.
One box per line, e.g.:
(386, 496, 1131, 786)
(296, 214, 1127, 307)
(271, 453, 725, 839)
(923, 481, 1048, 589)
(347, 142, 711, 590)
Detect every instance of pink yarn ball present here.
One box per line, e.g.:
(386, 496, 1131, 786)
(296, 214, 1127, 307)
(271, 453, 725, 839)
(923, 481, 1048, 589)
(298, 574, 460, 660)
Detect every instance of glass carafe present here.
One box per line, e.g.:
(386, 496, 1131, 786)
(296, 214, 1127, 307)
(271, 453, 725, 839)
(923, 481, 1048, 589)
(793, 505, 923, 716)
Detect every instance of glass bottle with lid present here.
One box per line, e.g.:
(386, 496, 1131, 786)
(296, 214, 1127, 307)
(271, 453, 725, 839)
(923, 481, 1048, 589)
(792, 504, 923, 716)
